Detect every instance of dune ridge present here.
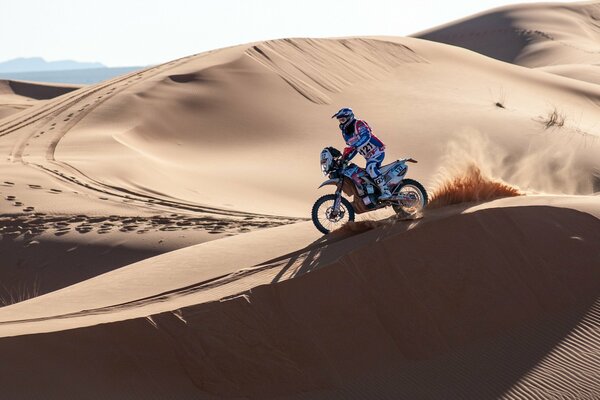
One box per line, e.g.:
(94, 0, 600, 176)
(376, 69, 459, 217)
(246, 38, 428, 104)
(0, 79, 82, 100)
(0, 79, 81, 119)
(415, 1, 600, 85)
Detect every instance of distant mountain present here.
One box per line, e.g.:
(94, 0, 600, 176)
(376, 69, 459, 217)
(0, 57, 106, 73)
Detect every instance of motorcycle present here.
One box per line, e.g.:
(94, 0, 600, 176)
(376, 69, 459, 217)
(312, 146, 428, 234)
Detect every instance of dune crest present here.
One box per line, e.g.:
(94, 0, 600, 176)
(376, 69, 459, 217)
(246, 38, 427, 104)
(415, 1, 600, 85)
(0, 79, 82, 119)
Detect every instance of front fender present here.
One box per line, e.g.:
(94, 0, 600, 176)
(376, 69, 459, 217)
(318, 178, 341, 189)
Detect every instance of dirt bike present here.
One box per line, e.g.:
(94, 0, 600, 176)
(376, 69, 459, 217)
(312, 146, 428, 234)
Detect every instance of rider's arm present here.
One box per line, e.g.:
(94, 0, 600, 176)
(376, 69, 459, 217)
(343, 146, 357, 161)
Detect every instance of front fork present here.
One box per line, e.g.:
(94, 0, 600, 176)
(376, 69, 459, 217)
(331, 180, 344, 216)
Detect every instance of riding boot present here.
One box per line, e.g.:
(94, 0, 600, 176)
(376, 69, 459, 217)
(374, 176, 392, 200)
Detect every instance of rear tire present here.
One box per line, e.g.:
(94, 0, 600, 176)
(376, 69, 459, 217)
(311, 194, 355, 234)
(392, 179, 428, 219)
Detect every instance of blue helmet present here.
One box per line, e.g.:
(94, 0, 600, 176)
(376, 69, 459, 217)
(332, 107, 355, 129)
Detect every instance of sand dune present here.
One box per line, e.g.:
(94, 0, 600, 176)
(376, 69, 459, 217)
(2, 36, 598, 219)
(3, 33, 600, 301)
(415, 1, 600, 85)
(0, 197, 598, 398)
(0, 79, 81, 119)
(537, 63, 600, 85)
(0, 1, 598, 398)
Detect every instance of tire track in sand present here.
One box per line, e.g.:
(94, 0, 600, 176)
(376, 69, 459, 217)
(6, 55, 195, 162)
(2, 51, 301, 221)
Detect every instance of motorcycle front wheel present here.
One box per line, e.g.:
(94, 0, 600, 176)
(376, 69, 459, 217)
(311, 194, 355, 234)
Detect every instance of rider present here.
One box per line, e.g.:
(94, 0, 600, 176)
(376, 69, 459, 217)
(332, 107, 392, 200)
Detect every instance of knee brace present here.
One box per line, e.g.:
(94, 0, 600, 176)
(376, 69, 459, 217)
(366, 162, 381, 179)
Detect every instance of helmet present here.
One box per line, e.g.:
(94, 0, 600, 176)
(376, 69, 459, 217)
(332, 107, 355, 129)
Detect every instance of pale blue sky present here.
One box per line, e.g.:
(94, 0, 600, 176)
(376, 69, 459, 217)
(2, 0, 574, 67)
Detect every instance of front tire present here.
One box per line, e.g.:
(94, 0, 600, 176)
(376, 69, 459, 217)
(392, 179, 428, 219)
(311, 194, 355, 234)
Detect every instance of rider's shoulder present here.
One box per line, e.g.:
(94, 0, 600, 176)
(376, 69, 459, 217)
(355, 119, 371, 132)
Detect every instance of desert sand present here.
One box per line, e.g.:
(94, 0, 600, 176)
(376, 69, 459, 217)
(0, 79, 81, 119)
(0, 1, 598, 399)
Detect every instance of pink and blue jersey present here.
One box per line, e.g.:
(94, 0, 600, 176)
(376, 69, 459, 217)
(341, 119, 386, 162)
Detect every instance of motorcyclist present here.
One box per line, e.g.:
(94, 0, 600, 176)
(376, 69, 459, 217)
(332, 107, 392, 200)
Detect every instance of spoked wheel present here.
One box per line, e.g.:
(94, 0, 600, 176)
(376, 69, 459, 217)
(392, 179, 428, 219)
(311, 194, 355, 234)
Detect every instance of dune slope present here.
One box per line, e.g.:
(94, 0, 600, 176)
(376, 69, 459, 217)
(0, 200, 598, 399)
(0, 79, 81, 119)
(0, 3, 599, 397)
(415, 1, 600, 84)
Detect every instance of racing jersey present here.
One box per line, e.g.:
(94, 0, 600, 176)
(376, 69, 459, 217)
(341, 119, 385, 161)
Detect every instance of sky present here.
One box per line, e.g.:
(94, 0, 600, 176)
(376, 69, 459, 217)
(1, 0, 577, 67)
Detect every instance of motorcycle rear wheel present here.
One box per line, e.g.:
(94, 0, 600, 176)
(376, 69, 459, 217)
(311, 194, 355, 234)
(392, 179, 428, 219)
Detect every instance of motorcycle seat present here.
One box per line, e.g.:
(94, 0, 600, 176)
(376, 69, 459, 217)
(380, 161, 400, 175)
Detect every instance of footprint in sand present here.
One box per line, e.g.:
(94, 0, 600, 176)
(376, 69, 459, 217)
(76, 225, 93, 234)
(13, 202, 23, 206)
(28, 184, 42, 189)
(5, 195, 16, 200)
(3, 181, 14, 186)
(49, 189, 62, 194)
(23, 207, 35, 212)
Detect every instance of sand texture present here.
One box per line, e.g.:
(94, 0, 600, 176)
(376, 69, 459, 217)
(0, 79, 81, 119)
(0, 1, 598, 398)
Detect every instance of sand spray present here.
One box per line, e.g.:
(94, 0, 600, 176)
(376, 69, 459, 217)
(429, 128, 594, 207)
